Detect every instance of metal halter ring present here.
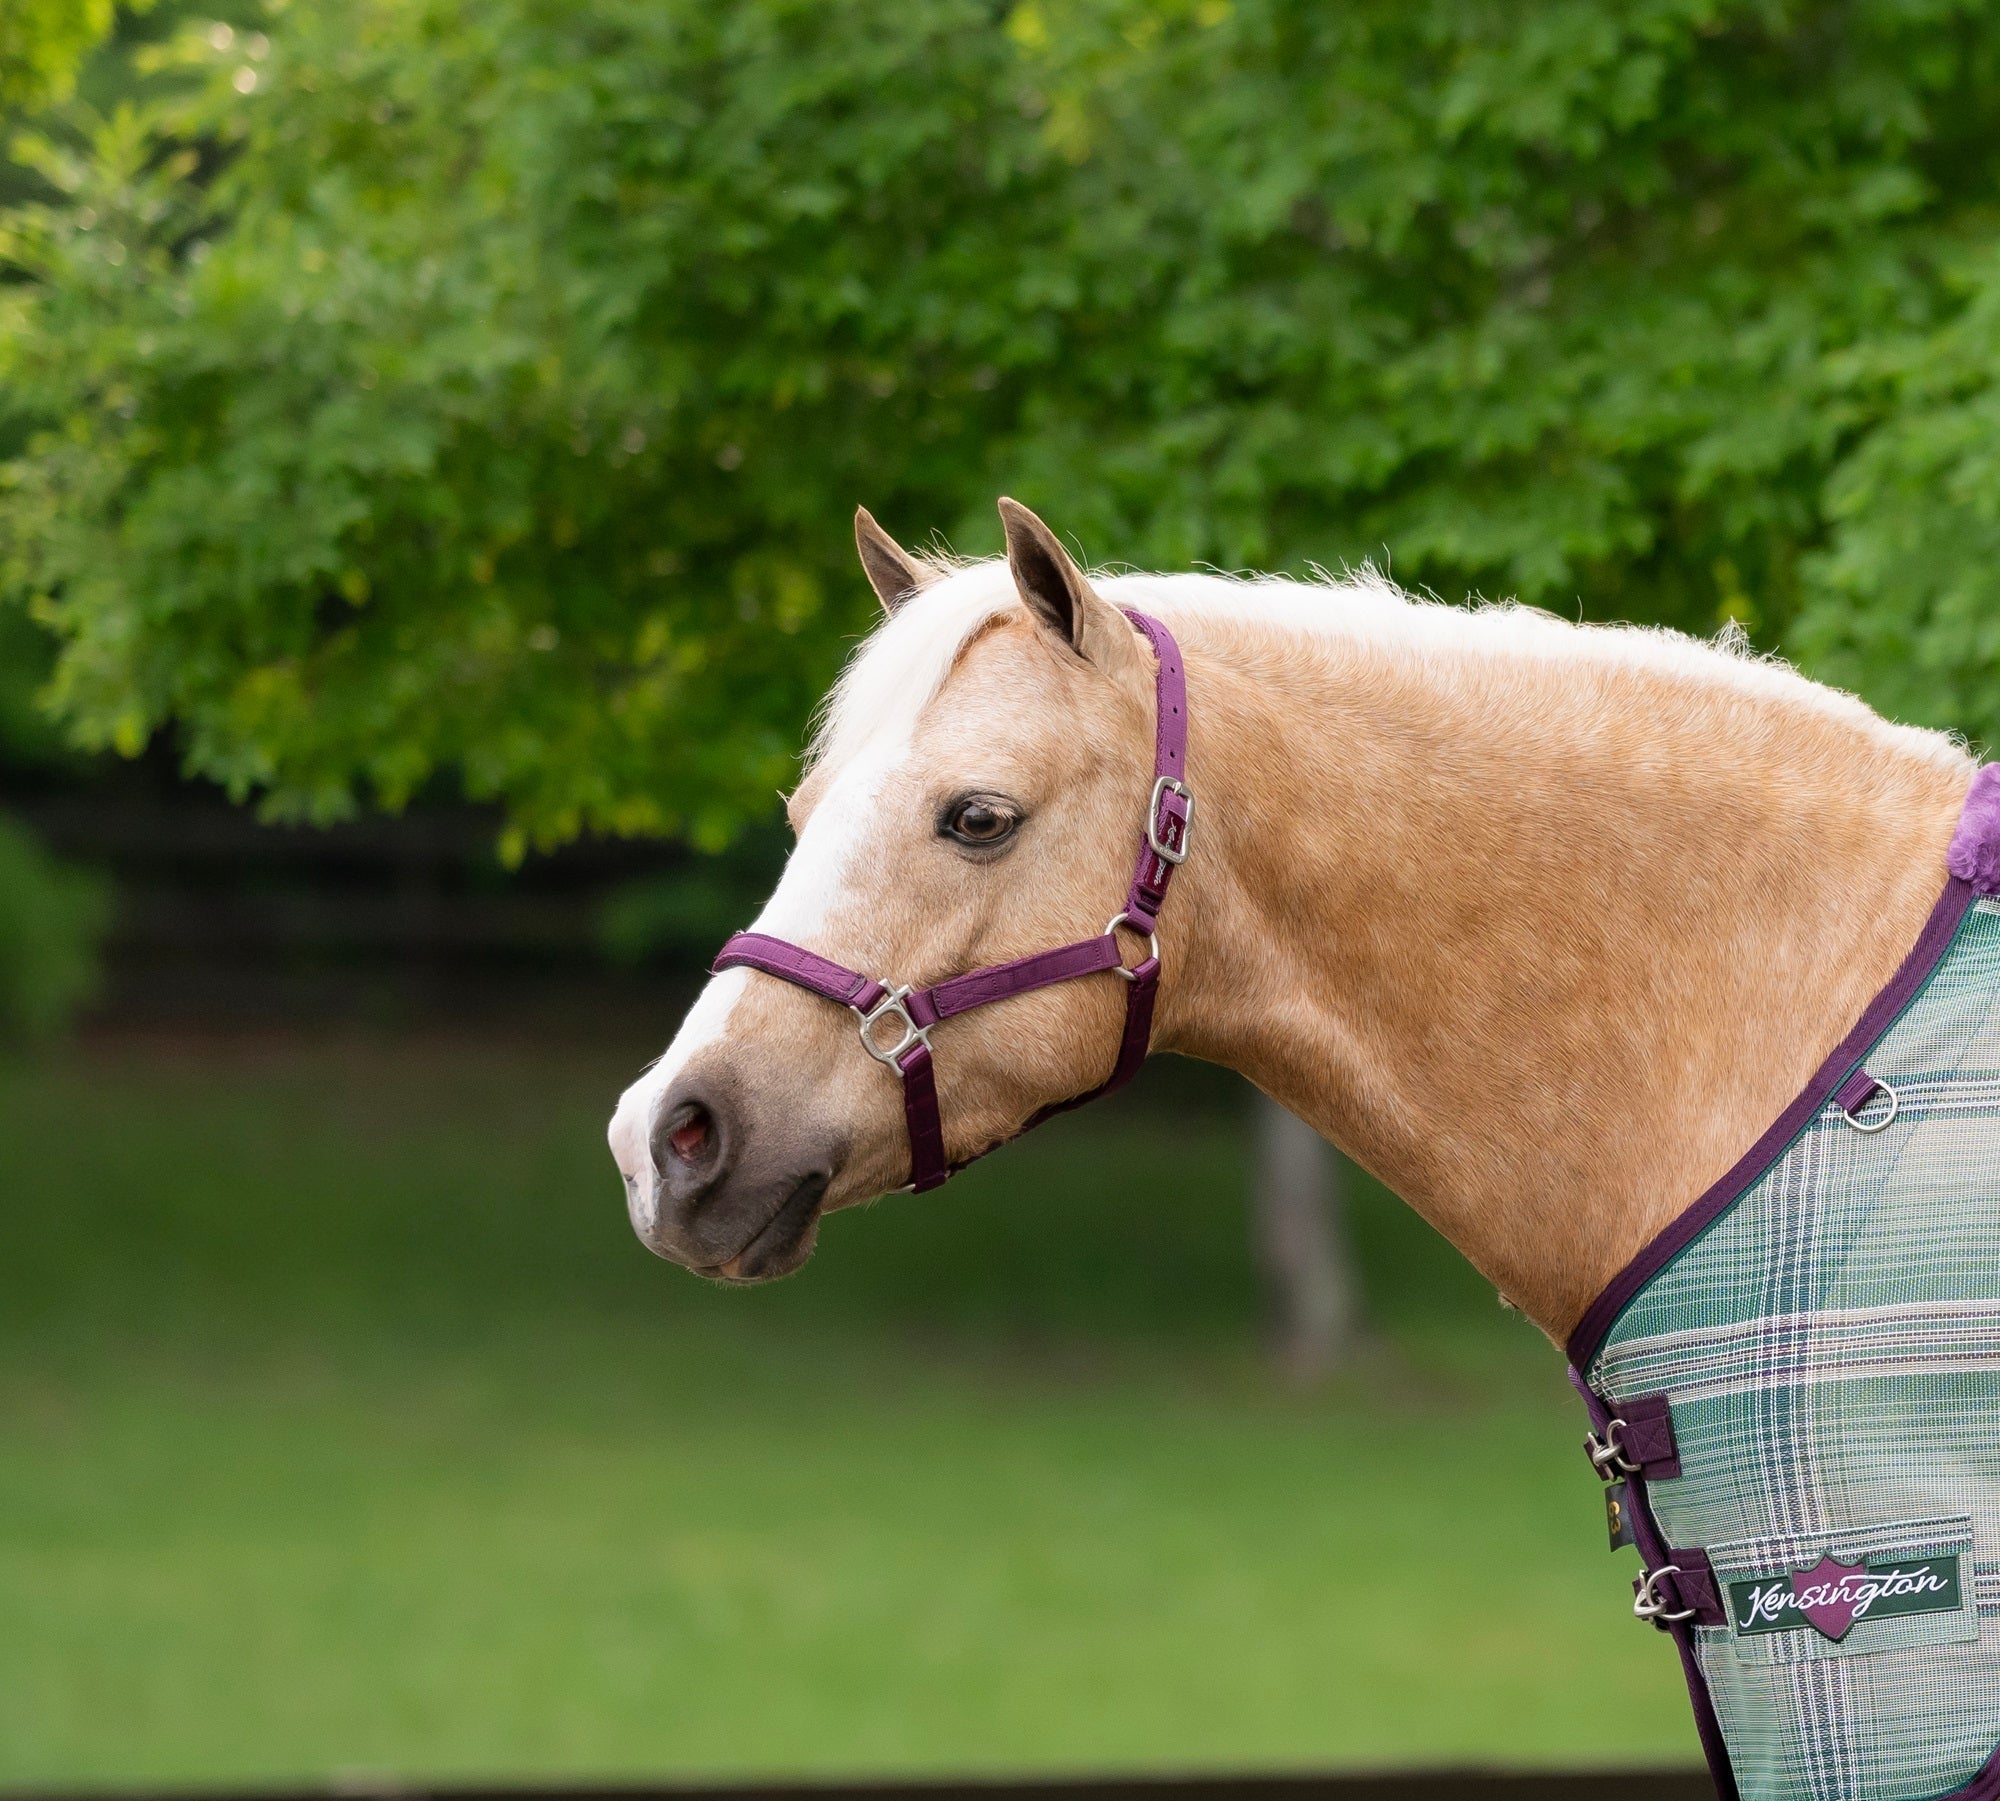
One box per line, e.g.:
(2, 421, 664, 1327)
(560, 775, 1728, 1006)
(1633, 1564, 1696, 1627)
(857, 985, 930, 1068)
(1843, 1080, 1901, 1135)
(1104, 913, 1161, 984)
(1586, 1421, 1640, 1479)
(1147, 776, 1195, 864)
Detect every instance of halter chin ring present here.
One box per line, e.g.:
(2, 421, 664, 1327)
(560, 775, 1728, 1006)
(857, 985, 931, 1067)
(1103, 912, 1161, 983)
(1148, 776, 1194, 864)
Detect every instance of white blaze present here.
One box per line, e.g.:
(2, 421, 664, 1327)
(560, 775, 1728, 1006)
(605, 738, 903, 1220)
(605, 556, 1020, 1230)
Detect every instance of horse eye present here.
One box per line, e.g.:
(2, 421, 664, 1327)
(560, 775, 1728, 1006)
(942, 797, 1018, 846)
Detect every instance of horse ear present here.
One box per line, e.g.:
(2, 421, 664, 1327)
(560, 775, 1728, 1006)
(854, 507, 934, 617)
(997, 497, 1130, 669)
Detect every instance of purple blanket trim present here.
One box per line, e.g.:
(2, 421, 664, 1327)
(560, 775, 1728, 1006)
(1950, 764, 2000, 895)
(1568, 871, 1977, 1370)
(1569, 1371, 1740, 1800)
(1942, 1740, 2000, 1800)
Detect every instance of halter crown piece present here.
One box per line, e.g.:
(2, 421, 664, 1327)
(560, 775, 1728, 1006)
(710, 610, 1193, 1193)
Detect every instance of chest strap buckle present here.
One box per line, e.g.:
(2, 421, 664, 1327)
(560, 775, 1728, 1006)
(1633, 1550, 1725, 1630)
(1634, 1564, 1695, 1626)
(1584, 1391, 1681, 1481)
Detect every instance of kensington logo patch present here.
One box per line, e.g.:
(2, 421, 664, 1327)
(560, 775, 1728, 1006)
(1727, 1553, 1963, 1643)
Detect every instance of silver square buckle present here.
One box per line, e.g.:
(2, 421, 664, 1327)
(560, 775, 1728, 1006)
(1146, 776, 1194, 864)
(857, 984, 930, 1068)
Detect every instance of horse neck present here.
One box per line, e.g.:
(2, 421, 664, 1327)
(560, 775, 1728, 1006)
(1143, 592, 1973, 1343)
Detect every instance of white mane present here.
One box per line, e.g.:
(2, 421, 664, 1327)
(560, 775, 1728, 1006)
(808, 559, 1968, 780)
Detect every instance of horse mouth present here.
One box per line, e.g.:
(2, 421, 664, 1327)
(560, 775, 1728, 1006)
(705, 1174, 827, 1283)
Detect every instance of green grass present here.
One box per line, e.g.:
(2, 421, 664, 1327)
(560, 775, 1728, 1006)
(0, 1035, 1700, 1788)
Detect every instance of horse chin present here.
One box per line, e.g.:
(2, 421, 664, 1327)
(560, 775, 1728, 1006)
(703, 1175, 827, 1284)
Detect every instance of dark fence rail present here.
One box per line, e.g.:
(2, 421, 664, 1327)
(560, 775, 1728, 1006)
(5, 764, 708, 1031)
(2, 1775, 1716, 1801)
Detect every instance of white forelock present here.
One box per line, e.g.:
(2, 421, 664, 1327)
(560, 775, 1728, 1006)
(807, 560, 1023, 778)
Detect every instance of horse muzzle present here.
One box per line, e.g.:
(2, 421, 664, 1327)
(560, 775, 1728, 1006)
(612, 1061, 846, 1282)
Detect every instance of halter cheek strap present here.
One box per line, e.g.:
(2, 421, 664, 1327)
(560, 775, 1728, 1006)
(711, 609, 1194, 1193)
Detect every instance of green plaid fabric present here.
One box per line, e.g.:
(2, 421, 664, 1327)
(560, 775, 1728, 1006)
(1589, 897, 2000, 1801)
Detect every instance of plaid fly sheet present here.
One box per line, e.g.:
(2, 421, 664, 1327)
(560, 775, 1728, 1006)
(1572, 766, 2000, 1801)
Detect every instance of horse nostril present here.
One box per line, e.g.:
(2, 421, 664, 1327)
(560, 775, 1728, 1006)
(653, 1096, 721, 1179)
(650, 1080, 739, 1211)
(666, 1103, 711, 1163)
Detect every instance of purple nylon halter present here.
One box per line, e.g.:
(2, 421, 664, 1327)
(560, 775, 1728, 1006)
(711, 609, 1193, 1194)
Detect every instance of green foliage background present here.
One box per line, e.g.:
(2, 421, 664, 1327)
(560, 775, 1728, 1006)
(0, 808, 104, 1036)
(0, 0, 119, 113)
(6, 0, 2000, 852)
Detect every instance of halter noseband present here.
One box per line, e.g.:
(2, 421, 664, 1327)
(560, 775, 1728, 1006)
(710, 609, 1193, 1193)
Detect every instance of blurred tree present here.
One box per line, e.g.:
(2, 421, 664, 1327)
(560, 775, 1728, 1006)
(1250, 1091, 1363, 1383)
(0, 809, 106, 1038)
(3, 0, 2000, 855)
(0, 0, 118, 112)
(0, 0, 1059, 853)
(0, 607, 66, 766)
(0, 569, 107, 1040)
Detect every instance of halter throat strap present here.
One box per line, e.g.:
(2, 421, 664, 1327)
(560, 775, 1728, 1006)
(712, 609, 1193, 1193)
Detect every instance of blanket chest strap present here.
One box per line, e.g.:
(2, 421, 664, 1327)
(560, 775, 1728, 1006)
(1585, 1390, 1681, 1480)
(1635, 1548, 1726, 1630)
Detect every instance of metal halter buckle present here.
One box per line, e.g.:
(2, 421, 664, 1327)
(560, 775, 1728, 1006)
(1147, 776, 1194, 864)
(857, 985, 930, 1068)
(1633, 1564, 1696, 1627)
(1104, 912, 1161, 984)
(1585, 1420, 1641, 1479)
(1843, 1079, 1900, 1135)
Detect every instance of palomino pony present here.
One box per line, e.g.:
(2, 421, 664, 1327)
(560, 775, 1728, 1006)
(608, 499, 2000, 1801)
(608, 499, 1969, 1328)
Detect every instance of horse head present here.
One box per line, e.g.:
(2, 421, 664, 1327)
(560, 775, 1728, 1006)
(606, 498, 1178, 1282)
